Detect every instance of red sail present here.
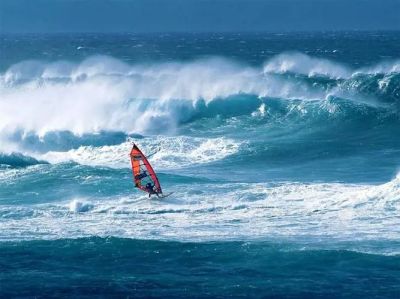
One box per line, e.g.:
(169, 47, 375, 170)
(130, 143, 162, 194)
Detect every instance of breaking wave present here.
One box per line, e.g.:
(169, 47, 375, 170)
(0, 53, 399, 140)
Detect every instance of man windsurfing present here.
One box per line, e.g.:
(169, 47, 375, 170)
(130, 143, 167, 198)
(145, 182, 161, 198)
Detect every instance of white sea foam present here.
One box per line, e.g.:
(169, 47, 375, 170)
(39, 136, 240, 169)
(1, 173, 400, 255)
(68, 199, 93, 213)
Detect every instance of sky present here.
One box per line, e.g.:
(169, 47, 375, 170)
(1, 0, 399, 33)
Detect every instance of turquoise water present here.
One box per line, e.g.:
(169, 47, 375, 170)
(1, 32, 400, 297)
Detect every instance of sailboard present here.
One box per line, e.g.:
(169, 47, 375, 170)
(159, 192, 174, 199)
(130, 143, 163, 197)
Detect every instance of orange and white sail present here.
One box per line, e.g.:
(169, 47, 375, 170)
(130, 143, 162, 194)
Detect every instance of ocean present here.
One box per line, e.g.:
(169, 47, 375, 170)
(1, 32, 400, 298)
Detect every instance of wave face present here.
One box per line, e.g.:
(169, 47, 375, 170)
(1, 32, 400, 297)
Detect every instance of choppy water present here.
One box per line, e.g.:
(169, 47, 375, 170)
(1, 32, 400, 297)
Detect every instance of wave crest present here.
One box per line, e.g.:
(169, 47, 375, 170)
(0, 53, 399, 141)
(263, 52, 352, 78)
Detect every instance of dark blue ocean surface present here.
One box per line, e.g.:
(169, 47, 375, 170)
(1, 238, 400, 298)
(1, 32, 400, 297)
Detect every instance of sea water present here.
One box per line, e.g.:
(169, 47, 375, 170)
(1, 32, 400, 297)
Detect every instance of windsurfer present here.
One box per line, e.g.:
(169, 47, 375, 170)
(130, 143, 164, 198)
(145, 182, 160, 198)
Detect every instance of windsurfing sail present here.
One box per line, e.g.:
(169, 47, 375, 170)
(130, 143, 162, 195)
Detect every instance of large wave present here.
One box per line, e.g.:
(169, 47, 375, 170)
(1, 53, 399, 135)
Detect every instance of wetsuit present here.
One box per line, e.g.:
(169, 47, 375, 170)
(146, 183, 160, 198)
